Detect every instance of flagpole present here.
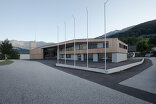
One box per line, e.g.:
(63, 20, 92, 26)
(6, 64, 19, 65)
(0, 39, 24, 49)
(73, 15, 76, 67)
(104, 0, 108, 71)
(86, 8, 88, 68)
(57, 25, 59, 64)
(64, 22, 66, 64)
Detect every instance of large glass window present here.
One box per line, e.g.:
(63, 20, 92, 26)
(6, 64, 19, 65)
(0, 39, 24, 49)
(119, 43, 127, 49)
(66, 46, 73, 51)
(66, 54, 71, 58)
(103, 41, 109, 48)
(79, 44, 83, 50)
(89, 43, 97, 49)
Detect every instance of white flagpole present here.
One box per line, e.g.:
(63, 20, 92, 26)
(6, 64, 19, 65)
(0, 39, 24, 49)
(86, 8, 88, 68)
(64, 22, 66, 65)
(57, 25, 59, 64)
(73, 15, 76, 67)
(104, 0, 108, 71)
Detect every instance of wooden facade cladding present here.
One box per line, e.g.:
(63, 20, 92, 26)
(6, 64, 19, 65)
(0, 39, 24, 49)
(30, 38, 128, 59)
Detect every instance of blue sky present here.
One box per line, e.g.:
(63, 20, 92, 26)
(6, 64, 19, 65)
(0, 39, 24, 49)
(0, 0, 156, 43)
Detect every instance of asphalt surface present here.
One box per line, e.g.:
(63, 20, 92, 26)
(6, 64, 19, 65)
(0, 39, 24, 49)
(0, 60, 152, 104)
(120, 58, 156, 94)
(36, 58, 156, 103)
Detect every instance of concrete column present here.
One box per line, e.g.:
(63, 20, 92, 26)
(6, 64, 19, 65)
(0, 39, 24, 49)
(93, 53, 98, 62)
(81, 54, 84, 61)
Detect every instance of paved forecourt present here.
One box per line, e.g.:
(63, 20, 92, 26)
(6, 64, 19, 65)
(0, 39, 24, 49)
(120, 57, 156, 94)
(0, 60, 151, 104)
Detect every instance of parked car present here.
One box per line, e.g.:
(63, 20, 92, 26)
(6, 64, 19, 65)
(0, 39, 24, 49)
(145, 53, 153, 57)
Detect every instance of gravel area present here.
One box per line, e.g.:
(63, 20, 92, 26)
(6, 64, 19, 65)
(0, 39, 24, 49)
(0, 60, 151, 104)
(58, 59, 142, 69)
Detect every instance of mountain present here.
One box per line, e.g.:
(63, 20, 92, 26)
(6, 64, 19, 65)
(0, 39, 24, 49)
(96, 19, 156, 45)
(96, 26, 135, 38)
(0, 40, 53, 50)
(110, 19, 156, 38)
(13, 47, 30, 54)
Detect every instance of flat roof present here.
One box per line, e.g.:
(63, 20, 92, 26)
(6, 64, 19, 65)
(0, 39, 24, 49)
(31, 38, 128, 50)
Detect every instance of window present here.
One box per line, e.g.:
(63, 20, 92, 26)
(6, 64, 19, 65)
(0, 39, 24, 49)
(103, 41, 109, 48)
(66, 46, 73, 51)
(79, 44, 83, 50)
(66, 54, 71, 58)
(89, 43, 97, 49)
(119, 43, 127, 49)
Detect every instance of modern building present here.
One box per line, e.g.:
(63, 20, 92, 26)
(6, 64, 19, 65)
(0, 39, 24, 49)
(13, 47, 30, 59)
(30, 38, 128, 62)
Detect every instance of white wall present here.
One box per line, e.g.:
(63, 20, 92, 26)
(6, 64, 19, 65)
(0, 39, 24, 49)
(20, 54, 30, 59)
(81, 54, 84, 61)
(93, 53, 98, 62)
(112, 53, 127, 62)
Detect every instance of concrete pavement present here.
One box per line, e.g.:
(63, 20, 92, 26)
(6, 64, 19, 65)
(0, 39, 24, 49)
(0, 60, 151, 104)
(120, 57, 156, 94)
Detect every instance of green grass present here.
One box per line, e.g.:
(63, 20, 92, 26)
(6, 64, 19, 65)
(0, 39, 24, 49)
(0, 60, 14, 66)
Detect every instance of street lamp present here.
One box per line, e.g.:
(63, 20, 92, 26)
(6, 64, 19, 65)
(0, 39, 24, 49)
(104, 0, 109, 71)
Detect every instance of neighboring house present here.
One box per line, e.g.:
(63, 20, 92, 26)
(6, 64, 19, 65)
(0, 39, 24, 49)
(13, 47, 30, 59)
(128, 45, 136, 58)
(30, 38, 128, 63)
(152, 47, 156, 52)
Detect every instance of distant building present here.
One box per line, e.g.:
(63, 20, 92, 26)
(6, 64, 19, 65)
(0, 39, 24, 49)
(13, 47, 30, 59)
(128, 45, 136, 58)
(29, 41, 36, 50)
(30, 38, 128, 63)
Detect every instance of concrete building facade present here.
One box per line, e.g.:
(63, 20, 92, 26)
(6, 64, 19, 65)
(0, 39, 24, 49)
(30, 38, 128, 62)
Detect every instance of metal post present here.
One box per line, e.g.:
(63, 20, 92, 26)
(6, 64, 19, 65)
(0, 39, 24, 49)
(86, 8, 88, 68)
(104, 0, 108, 71)
(73, 15, 76, 67)
(57, 26, 59, 64)
(64, 22, 66, 64)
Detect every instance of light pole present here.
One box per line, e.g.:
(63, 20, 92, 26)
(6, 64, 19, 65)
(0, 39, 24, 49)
(73, 15, 76, 67)
(86, 8, 89, 68)
(57, 25, 59, 64)
(64, 22, 66, 65)
(104, 0, 109, 71)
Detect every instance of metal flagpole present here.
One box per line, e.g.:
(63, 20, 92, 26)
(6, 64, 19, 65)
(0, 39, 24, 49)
(73, 15, 76, 67)
(57, 25, 59, 64)
(64, 22, 66, 64)
(104, 0, 108, 71)
(86, 8, 88, 68)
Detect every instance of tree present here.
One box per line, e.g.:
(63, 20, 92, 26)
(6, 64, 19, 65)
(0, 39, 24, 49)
(0, 39, 19, 60)
(148, 35, 156, 46)
(0, 39, 12, 60)
(122, 37, 138, 45)
(137, 40, 149, 52)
